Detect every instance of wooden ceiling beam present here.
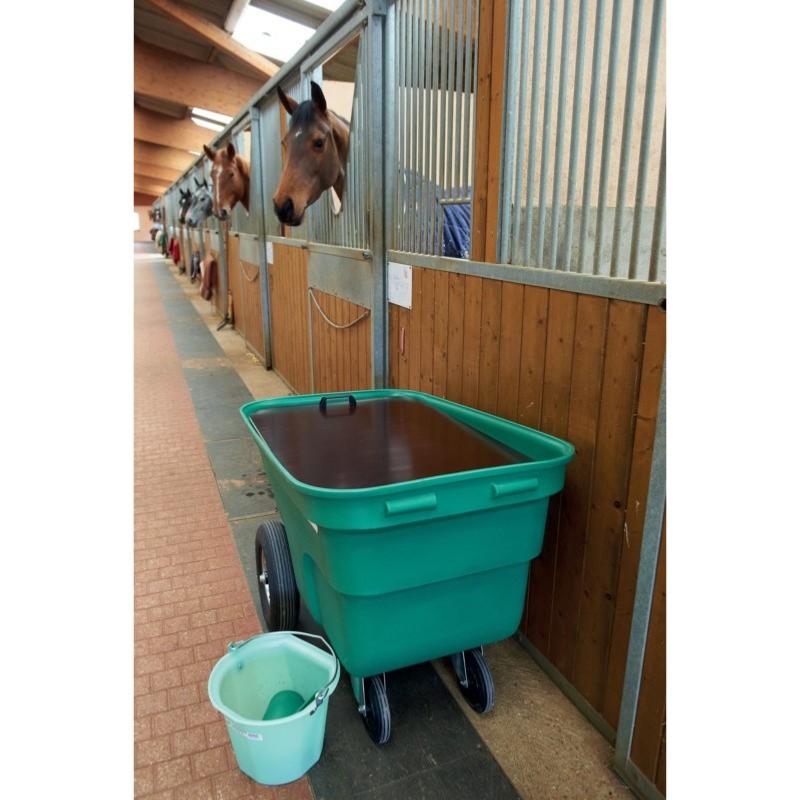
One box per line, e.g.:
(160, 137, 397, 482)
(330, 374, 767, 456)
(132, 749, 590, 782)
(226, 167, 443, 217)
(134, 191, 159, 206)
(134, 106, 213, 152)
(143, 0, 279, 80)
(134, 39, 262, 117)
(135, 174, 170, 191)
(135, 179, 170, 197)
(134, 140, 196, 173)
(134, 160, 183, 183)
(134, 161, 184, 185)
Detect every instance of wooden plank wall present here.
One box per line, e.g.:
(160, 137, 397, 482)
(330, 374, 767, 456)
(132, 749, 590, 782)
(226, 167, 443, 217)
(388, 265, 666, 734)
(309, 289, 372, 393)
(269, 244, 311, 393)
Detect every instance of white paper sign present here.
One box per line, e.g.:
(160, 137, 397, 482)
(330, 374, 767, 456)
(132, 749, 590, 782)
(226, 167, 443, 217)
(387, 262, 412, 309)
(267, 241, 274, 264)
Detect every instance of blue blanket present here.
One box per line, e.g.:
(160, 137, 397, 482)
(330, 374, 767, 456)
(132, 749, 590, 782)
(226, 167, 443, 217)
(442, 202, 471, 259)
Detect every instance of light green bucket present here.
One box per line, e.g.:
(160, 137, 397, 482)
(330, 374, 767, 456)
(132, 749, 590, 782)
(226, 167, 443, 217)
(208, 631, 340, 785)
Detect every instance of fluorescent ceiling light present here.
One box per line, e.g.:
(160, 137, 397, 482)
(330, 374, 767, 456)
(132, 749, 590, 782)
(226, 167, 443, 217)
(233, 5, 315, 62)
(191, 117, 225, 132)
(304, 1, 346, 9)
(191, 107, 232, 125)
(188, 150, 202, 156)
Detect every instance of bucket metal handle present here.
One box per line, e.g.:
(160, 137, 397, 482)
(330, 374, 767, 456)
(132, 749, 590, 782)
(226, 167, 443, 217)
(227, 631, 340, 716)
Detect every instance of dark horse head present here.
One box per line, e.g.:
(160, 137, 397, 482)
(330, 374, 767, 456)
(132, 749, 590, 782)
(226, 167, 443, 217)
(186, 180, 212, 228)
(203, 142, 250, 221)
(178, 188, 194, 224)
(273, 81, 350, 227)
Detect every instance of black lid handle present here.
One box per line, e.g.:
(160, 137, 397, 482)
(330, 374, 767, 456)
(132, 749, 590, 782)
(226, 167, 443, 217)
(318, 394, 357, 416)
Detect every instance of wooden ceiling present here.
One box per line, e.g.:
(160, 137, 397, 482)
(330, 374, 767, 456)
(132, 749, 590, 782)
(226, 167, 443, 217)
(133, 0, 329, 205)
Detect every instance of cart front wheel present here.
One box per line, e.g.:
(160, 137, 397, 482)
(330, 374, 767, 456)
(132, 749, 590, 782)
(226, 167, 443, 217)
(455, 649, 495, 714)
(254, 520, 299, 631)
(362, 676, 391, 745)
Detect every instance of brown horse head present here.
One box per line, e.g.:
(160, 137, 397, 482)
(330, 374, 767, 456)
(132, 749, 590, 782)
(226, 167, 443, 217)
(203, 141, 250, 221)
(273, 81, 350, 227)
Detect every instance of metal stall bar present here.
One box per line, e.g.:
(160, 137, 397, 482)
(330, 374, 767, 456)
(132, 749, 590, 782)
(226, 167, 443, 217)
(404, 0, 414, 251)
(648, 118, 666, 283)
(368, 0, 387, 386)
(499, 0, 522, 264)
(592, 0, 624, 275)
(424, 0, 435, 255)
(386, 0, 398, 261)
(535, 0, 560, 268)
(562, 0, 589, 270)
(452, 0, 465, 200)
(628, 0, 664, 280)
(613, 367, 666, 799)
(414, 0, 425, 253)
(430, 0, 441, 253)
(444, 0, 456, 207)
(510, 0, 533, 264)
(462, 0, 477, 197)
(522, 0, 546, 263)
(549, 0, 573, 268)
(395, 0, 406, 250)
(249, 104, 273, 367)
(437, 0, 450, 250)
(609, 0, 644, 277)
(577, 0, 605, 273)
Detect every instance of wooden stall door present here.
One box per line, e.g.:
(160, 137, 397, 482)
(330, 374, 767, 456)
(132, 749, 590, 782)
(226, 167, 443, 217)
(268, 244, 311, 393)
(227, 235, 244, 337)
(309, 289, 372, 393)
(240, 251, 266, 362)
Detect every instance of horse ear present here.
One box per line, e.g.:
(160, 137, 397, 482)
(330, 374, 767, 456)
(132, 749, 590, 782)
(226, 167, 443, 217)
(310, 81, 327, 114)
(277, 86, 298, 116)
(226, 142, 236, 160)
(203, 144, 216, 160)
(194, 177, 202, 188)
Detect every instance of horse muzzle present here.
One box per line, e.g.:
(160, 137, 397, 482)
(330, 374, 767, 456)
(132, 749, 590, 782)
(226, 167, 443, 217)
(273, 198, 304, 227)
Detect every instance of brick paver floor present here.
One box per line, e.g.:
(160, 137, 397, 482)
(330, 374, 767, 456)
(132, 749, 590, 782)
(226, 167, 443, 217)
(134, 257, 312, 800)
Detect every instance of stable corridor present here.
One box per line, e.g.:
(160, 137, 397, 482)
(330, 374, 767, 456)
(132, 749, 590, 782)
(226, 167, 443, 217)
(134, 248, 312, 800)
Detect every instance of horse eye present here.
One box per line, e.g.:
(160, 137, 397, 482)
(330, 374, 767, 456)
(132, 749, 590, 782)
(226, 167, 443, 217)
(313, 139, 324, 150)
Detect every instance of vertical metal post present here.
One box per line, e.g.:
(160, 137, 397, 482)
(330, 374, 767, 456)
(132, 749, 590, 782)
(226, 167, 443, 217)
(499, 0, 522, 264)
(648, 118, 666, 283)
(463, 0, 477, 195)
(429, 0, 441, 254)
(628, 0, 664, 280)
(522, 0, 545, 263)
(609, 0, 644, 277)
(386, 1, 398, 263)
(535, 0, 559, 268)
(613, 367, 666, 775)
(562, 0, 589, 270)
(577, 0, 605, 273)
(249, 104, 273, 368)
(368, 0, 388, 386)
(549, 0, 573, 269)
(592, 0, 623, 275)
(510, 0, 533, 264)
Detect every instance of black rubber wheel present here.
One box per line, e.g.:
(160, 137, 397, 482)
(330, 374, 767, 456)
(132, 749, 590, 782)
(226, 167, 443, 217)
(455, 649, 495, 714)
(362, 676, 391, 745)
(254, 520, 299, 631)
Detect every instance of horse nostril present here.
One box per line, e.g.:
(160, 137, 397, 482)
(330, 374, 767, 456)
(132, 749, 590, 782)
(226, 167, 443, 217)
(278, 199, 294, 222)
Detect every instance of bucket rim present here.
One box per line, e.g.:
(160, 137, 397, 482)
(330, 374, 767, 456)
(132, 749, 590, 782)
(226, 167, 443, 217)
(207, 631, 340, 728)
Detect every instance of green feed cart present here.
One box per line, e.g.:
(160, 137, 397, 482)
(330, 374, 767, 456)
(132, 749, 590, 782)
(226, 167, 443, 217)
(241, 390, 574, 744)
